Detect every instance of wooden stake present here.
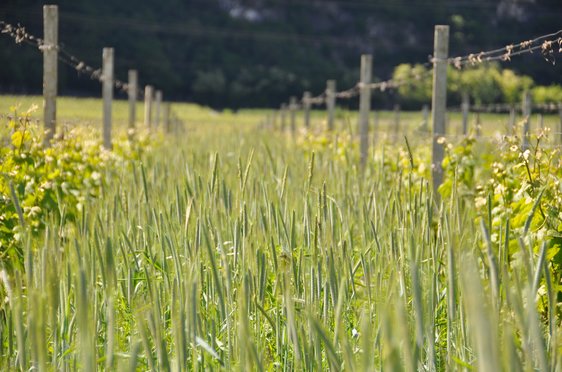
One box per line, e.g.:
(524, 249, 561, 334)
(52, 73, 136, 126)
(128, 70, 137, 133)
(102, 47, 114, 150)
(144, 85, 153, 129)
(326, 80, 336, 131)
(431, 25, 449, 198)
(359, 54, 372, 166)
(43, 5, 58, 146)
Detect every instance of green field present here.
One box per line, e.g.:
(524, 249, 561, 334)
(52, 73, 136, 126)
(2, 95, 559, 138)
(0, 96, 561, 370)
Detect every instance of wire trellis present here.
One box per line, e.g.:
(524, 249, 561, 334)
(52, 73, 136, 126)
(286, 29, 562, 108)
(0, 20, 143, 97)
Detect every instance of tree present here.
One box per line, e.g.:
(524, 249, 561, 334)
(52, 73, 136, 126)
(392, 64, 432, 107)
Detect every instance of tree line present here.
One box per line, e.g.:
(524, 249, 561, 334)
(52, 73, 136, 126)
(0, 0, 561, 108)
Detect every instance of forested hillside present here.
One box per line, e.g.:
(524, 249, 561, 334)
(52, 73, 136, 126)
(1, 0, 561, 108)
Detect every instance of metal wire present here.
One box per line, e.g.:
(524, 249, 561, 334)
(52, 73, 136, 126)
(447, 30, 562, 68)
(0, 20, 144, 98)
(284, 29, 562, 109)
(4, 17, 558, 111)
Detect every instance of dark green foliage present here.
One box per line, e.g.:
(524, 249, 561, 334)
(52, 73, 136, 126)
(0, 0, 561, 108)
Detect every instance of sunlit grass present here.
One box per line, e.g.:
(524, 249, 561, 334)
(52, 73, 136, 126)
(0, 96, 560, 370)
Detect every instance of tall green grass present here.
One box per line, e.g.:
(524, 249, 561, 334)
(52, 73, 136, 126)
(0, 105, 560, 370)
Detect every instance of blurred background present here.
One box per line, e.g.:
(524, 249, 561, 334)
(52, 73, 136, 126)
(1, 0, 561, 109)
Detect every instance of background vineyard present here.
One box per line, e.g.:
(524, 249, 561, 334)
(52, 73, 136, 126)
(0, 2, 562, 371)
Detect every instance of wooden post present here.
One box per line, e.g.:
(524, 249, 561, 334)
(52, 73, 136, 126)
(508, 105, 516, 135)
(155, 90, 162, 129)
(431, 25, 449, 198)
(128, 69, 137, 133)
(393, 104, 400, 140)
(522, 91, 532, 150)
(164, 103, 171, 133)
(144, 85, 153, 129)
(102, 47, 114, 150)
(303, 91, 311, 128)
(280, 104, 287, 132)
(359, 54, 372, 166)
(422, 104, 429, 132)
(43, 5, 58, 146)
(538, 113, 544, 130)
(326, 80, 336, 131)
(461, 92, 469, 135)
(290, 97, 297, 136)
